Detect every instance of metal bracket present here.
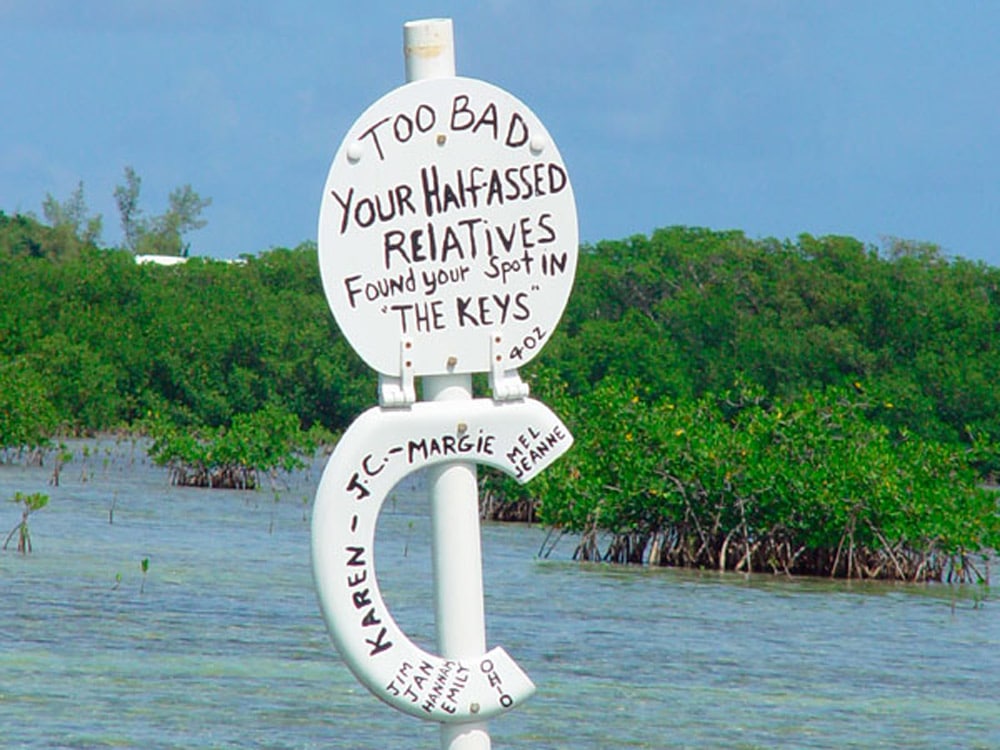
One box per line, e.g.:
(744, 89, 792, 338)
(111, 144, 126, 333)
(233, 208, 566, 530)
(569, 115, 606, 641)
(378, 337, 416, 407)
(488, 331, 529, 401)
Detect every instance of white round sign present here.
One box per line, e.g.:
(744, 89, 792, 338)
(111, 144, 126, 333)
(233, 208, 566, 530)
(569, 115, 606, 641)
(318, 76, 578, 377)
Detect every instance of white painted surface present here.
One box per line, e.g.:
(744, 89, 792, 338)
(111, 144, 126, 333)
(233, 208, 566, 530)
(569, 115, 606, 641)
(317, 76, 578, 378)
(310, 398, 572, 722)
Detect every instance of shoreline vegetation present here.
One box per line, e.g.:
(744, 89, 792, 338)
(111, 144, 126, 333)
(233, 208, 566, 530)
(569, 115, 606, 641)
(481, 379, 997, 583)
(144, 404, 330, 490)
(2, 210, 999, 582)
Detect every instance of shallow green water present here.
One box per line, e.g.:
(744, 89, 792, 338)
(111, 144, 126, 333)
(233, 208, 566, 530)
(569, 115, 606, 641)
(1, 440, 997, 749)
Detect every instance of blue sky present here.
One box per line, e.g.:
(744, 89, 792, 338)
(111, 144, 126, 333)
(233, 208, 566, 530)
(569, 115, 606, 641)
(2, 1, 999, 265)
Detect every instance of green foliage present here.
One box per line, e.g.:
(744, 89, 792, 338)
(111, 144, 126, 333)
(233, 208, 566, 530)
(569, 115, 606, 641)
(534, 227, 1000, 460)
(2, 206, 999, 567)
(42, 180, 103, 251)
(3, 215, 995, 460)
(3, 491, 49, 554)
(146, 404, 330, 489)
(0, 359, 57, 456)
(114, 166, 211, 256)
(0, 236, 372, 438)
(12, 490, 48, 513)
(113, 166, 143, 252)
(0, 209, 97, 261)
(527, 377, 999, 581)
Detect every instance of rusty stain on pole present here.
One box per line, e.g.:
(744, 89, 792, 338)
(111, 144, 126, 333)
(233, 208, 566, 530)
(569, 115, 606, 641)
(404, 18, 456, 80)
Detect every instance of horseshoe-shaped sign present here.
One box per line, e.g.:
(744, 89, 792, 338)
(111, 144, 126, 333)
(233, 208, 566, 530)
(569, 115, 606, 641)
(311, 397, 572, 722)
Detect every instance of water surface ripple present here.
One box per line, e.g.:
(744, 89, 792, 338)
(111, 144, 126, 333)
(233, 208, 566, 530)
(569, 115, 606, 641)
(1, 440, 996, 748)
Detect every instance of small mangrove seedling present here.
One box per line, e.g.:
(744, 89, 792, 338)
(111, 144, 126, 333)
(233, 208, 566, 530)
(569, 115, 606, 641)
(140, 557, 150, 594)
(404, 520, 414, 558)
(3, 491, 50, 554)
(49, 444, 73, 487)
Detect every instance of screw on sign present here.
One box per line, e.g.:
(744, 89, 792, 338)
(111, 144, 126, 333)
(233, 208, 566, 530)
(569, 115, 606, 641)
(310, 19, 577, 750)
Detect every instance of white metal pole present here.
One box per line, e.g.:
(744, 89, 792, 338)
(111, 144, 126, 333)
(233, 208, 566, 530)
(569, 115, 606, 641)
(404, 17, 456, 80)
(403, 18, 492, 750)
